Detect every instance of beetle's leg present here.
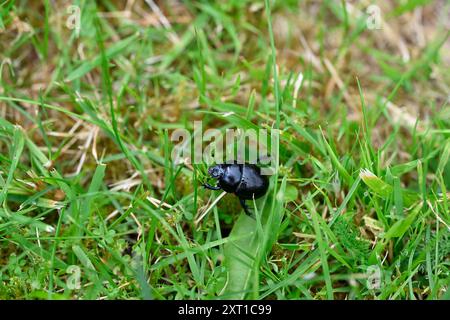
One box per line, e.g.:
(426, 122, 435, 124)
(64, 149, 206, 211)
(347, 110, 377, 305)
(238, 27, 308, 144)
(203, 183, 221, 191)
(239, 198, 251, 215)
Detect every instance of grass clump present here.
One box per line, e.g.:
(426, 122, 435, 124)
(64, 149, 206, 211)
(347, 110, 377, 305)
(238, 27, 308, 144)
(0, 0, 449, 299)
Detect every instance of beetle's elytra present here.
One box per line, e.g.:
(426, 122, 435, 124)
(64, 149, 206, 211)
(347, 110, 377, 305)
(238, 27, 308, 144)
(203, 163, 269, 215)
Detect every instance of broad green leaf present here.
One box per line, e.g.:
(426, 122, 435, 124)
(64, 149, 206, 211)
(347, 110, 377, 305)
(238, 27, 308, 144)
(222, 175, 286, 299)
(223, 214, 258, 299)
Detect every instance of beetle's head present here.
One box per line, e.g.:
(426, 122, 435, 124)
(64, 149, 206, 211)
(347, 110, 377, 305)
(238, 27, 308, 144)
(208, 165, 225, 179)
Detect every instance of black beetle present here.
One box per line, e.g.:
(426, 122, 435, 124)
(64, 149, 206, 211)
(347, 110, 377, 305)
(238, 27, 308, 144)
(203, 163, 269, 215)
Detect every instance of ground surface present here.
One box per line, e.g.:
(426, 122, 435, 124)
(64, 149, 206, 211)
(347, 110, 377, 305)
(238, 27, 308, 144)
(0, 0, 449, 299)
